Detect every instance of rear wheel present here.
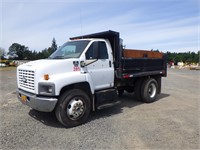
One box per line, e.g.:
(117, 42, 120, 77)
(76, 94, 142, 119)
(55, 89, 91, 128)
(134, 78, 144, 101)
(141, 78, 158, 103)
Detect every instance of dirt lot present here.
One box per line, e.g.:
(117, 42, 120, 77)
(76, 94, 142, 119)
(0, 67, 199, 150)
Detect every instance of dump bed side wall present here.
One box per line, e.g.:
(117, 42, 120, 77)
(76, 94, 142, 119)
(122, 58, 165, 73)
(118, 49, 167, 78)
(123, 49, 163, 59)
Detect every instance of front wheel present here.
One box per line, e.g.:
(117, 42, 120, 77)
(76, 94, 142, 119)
(55, 89, 91, 128)
(141, 78, 158, 103)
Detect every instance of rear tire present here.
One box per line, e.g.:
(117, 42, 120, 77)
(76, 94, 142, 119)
(55, 89, 91, 128)
(134, 78, 144, 101)
(141, 78, 158, 103)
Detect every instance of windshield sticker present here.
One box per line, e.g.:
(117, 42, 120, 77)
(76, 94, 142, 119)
(73, 61, 80, 71)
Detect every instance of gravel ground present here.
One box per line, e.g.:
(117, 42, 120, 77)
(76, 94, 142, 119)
(0, 67, 199, 150)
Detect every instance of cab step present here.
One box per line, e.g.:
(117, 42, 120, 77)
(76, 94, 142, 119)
(97, 101, 121, 110)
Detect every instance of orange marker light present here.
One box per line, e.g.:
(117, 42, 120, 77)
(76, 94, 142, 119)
(44, 74, 49, 80)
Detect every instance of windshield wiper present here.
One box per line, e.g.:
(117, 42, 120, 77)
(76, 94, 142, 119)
(52, 56, 65, 59)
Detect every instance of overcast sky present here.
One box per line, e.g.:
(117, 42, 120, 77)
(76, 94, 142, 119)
(1, 0, 199, 53)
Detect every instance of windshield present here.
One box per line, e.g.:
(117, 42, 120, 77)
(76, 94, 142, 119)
(49, 40, 90, 59)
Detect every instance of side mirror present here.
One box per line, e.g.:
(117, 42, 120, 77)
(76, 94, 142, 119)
(80, 61, 86, 67)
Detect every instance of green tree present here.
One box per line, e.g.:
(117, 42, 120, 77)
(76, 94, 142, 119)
(9, 43, 25, 59)
(36, 48, 51, 59)
(166, 51, 199, 63)
(8, 43, 35, 60)
(51, 37, 57, 53)
(36, 38, 58, 59)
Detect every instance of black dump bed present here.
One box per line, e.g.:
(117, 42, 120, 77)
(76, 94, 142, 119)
(120, 49, 167, 78)
(70, 30, 167, 79)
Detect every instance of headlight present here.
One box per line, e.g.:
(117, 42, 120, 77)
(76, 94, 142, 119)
(38, 83, 55, 96)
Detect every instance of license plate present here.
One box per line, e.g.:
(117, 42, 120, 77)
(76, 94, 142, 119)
(21, 95, 27, 103)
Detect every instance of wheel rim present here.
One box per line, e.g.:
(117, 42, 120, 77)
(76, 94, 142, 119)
(148, 82, 156, 98)
(67, 98, 85, 120)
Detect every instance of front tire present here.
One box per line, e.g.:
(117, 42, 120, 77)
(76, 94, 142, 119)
(141, 78, 158, 103)
(55, 89, 91, 128)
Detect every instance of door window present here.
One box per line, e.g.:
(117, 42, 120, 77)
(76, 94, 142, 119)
(86, 42, 96, 59)
(86, 41, 108, 60)
(99, 42, 108, 59)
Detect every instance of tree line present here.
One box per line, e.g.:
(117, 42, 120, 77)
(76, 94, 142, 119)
(166, 51, 200, 64)
(0, 38, 57, 60)
(0, 38, 199, 64)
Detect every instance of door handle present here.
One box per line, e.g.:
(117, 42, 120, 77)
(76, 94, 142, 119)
(109, 61, 112, 67)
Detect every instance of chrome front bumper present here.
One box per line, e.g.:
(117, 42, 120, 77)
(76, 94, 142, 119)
(16, 89, 58, 112)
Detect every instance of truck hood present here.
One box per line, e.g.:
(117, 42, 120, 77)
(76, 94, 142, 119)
(25, 59, 59, 68)
(18, 59, 80, 75)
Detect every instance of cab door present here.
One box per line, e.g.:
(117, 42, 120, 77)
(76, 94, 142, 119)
(85, 41, 114, 90)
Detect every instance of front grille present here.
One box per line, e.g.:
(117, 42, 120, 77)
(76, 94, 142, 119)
(18, 69, 35, 91)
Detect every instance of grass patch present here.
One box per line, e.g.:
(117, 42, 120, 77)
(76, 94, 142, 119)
(0, 66, 17, 71)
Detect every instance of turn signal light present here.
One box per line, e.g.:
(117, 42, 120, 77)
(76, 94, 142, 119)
(44, 74, 49, 80)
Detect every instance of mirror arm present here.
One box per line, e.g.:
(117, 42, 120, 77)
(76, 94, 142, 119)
(80, 59, 98, 67)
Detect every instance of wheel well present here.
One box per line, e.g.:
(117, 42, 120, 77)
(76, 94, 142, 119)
(60, 82, 92, 99)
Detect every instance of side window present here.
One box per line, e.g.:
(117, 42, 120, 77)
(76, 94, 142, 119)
(85, 41, 108, 60)
(99, 42, 108, 59)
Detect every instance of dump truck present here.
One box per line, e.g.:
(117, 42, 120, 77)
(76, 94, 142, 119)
(16, 30, 167, 127)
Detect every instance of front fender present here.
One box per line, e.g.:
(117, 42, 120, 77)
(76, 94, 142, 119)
(50, 72, 94, 95)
